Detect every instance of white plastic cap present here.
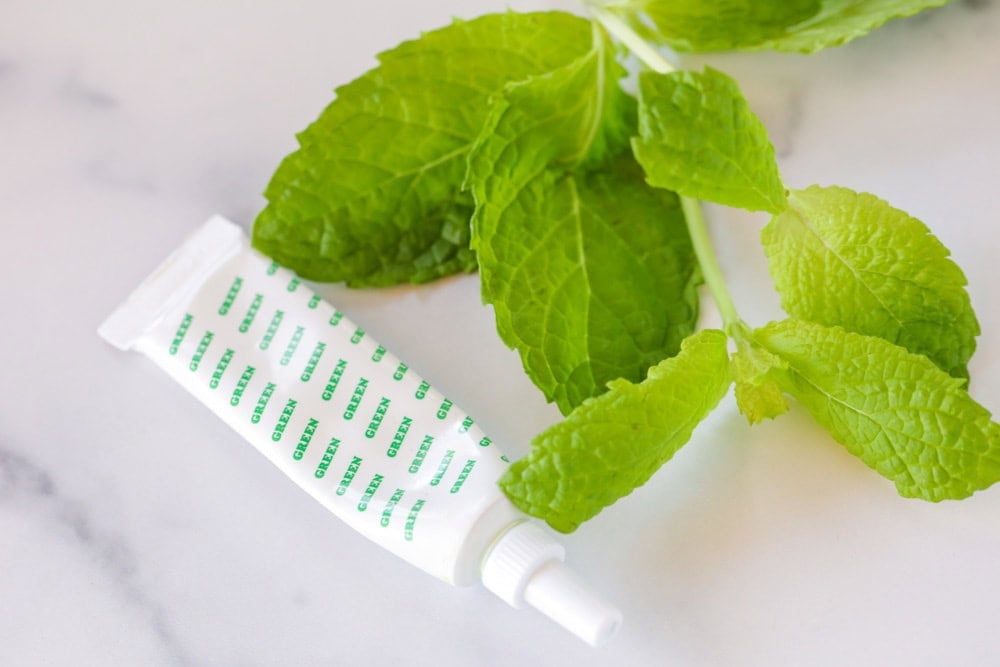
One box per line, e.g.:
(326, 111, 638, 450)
(481, 521, 623, 646)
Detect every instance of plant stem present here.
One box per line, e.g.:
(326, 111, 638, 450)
(591, 5, 745, 334)
(589, 6, 675, 74)
(680, 196, 743, 333)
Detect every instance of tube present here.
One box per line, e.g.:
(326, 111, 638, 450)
(98, 216, 621, 646)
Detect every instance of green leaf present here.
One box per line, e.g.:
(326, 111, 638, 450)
(467, 22, 636, 195)
(500, 329, 732, 532)
(732, 341, 789, 424)
(756, 319, 1000, 501)
(596, 0, 951, 53)
(762, 185, 979, 378)
(632, 68, 787, 214)
(252, 11, 596, 286)
(757, 0, 954, 53)
(601, 0, 820, 52)
(472, 156, 700, 414)
(468, 25, 698, 413)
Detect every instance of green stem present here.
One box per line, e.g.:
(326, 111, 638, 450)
(589, 6, 675, 74)
(680, 197, 743, 333)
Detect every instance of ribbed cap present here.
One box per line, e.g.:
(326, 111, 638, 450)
(481, 521, 622, 646)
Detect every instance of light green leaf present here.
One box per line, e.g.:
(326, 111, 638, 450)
(472, 156, 700, 414)
(596, 0, 951, 53)
(500, 329, 731, 532)
(756, 319, 1000, 500)
(467, 22, 636, 197)
(600, 0, 820, 52)
(252, 11, 595, 286)
(762, 185, 979, 378)
(757, 0, 954, 53)
(732, 342, 789, 424)
(633, 68, 786, 214)
(468, 25, 698, 413)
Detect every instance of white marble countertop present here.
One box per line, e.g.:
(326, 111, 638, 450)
(3, 1, 999, 665)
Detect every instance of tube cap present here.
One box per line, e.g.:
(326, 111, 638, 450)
(481, 521, 622, 646)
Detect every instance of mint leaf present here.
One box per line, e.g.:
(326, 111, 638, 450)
(633, 68, 787, 214)
(467, 22, 635, 193)
(600, 0, 819, 52)
(596, 0, 952, 54)
(757, 0, 954, 53)
(472, 156, 699, 414)
(731, 342, 789, 424)
(468, 26, 699, 414)
(762, 185, 979, 378)
(500, 329, 731, 532)
(756, 319, 1000, 500)
(252, 11, 595, 286)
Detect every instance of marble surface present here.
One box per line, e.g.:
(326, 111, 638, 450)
(2, 0, 999, 664)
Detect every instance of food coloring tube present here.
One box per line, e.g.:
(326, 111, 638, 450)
(99, 216, 622, 646)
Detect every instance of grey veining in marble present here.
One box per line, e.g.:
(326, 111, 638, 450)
(59, 77, 119, 110)
(1, 448, 192, 664)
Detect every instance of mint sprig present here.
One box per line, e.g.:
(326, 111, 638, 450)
(255, 1, 997, 533)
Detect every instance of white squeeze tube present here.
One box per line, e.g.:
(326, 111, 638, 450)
(98, 216, 622, 646)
